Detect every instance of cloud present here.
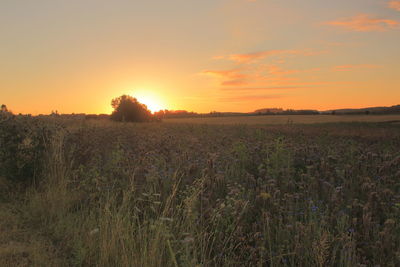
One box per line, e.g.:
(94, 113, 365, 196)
(202, 69, 246, 80)
(202, 64, 322, 88)
(326, 14, 399, 32)
(220, 86, 308, 91)
(215, 49, 321, 63)
(388, 1, 400, 11)
(213, 48, 327, 64)
(202, 69, 250, 86)
(203, 48, 326, 91)
(332, 64, 381, 71)
(221, 80, 249, 86)
(218, 94, 281, 102)
(266, 65, 299, 76)
(212, 55, 225, 60)
(229, 50, 300, 63)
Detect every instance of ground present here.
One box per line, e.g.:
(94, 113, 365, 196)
(1, 117, 399, 266)
(164, 114, 400, 124)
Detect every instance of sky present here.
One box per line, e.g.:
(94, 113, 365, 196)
(1, 0, 399, 114)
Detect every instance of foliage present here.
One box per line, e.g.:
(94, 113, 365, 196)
(0, 113, 59, 184)
(2, 118, 400, 265)
(110, 95, 153, 122)
(1, 104, 9, 113)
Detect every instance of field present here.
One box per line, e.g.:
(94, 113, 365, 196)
(1, 115, 400, 266)
(165, 114, 400, 125)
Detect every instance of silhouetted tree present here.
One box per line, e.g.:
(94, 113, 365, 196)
(1, 104, 8, 113)
(110, 95, 153, 122)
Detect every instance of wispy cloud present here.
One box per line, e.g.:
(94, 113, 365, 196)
(332, 64, 381, 71)
(388, 1, 400, 11)
(202, 69, 248, 86)
(221, 80, 249, 86)
(202, 69, 246, 79)
(219, 81, 347, 91)
(266, 65, 299, 76)
(220, 86, 308, 91)
(326, 14, 399, 32)
(202, 64, 322, 88)
(204, 46, 328, 93)
(218, 94, 281, 102)
(229, 50, 300, 63)
(215, 49, 323, 63)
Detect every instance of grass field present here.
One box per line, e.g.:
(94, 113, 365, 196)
(165, 114, 400, 125)
(1, 115, 400, 266)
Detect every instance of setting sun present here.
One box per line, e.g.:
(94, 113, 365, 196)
(131, 91, 166, 113)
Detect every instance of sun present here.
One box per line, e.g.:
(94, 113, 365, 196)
(131, 91, 166, 113)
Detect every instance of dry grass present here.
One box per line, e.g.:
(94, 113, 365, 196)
(0, 202, 65, 267)
(1, 117, 400, 266)
(164, 114, 400, 125)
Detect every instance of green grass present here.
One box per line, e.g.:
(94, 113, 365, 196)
(1, 117, 400, 266)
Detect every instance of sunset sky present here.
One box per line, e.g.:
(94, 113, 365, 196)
(1, 0, 400, 114)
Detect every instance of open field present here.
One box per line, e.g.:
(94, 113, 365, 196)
(165, 114, 400, 125)
(1, 115, 400, 266)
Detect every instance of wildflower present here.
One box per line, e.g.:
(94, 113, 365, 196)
(89, 228, 99, 236)
(259, 192, 271, 200)
(311, 205, 318, 212)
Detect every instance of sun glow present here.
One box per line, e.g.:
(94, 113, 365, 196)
(131, 91, 166, 113)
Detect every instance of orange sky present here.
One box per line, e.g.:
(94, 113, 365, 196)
(1, 0, 399, 114)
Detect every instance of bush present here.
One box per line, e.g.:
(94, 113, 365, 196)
(110, 95, 153, 122)
(0, 113, 56, 184)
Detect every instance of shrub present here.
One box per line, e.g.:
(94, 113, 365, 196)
(110, 95, 153, 122)
(0, 113, 56, 184)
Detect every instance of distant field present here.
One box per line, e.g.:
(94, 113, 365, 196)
(2, 115, 400, 266)
(164, 114, 400, 124)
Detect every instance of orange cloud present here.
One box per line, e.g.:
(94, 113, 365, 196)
(388, 1, 400, 11)
(332, 64, 381, 71)
(202, 69, 250, 86)
(229, 50, 299, 63)
(221, 80, 249, 86)
(216, 49, 326, 63)
(218, 94, 281, 102)
(202, 69, 246, 79)
(326, 14, 399, 32)
(220, 86, 307, 91)
(220, 50, 315, 63)
(266, 65, 299, 76)
(202, 64, 322, 88)
(203, 65, 297, 87)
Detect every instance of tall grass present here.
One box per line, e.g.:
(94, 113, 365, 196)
(1, 117, 400, 266)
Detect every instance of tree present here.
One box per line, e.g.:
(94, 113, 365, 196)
(110, 95, 153, 122)
(1, 104, 8, 113)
